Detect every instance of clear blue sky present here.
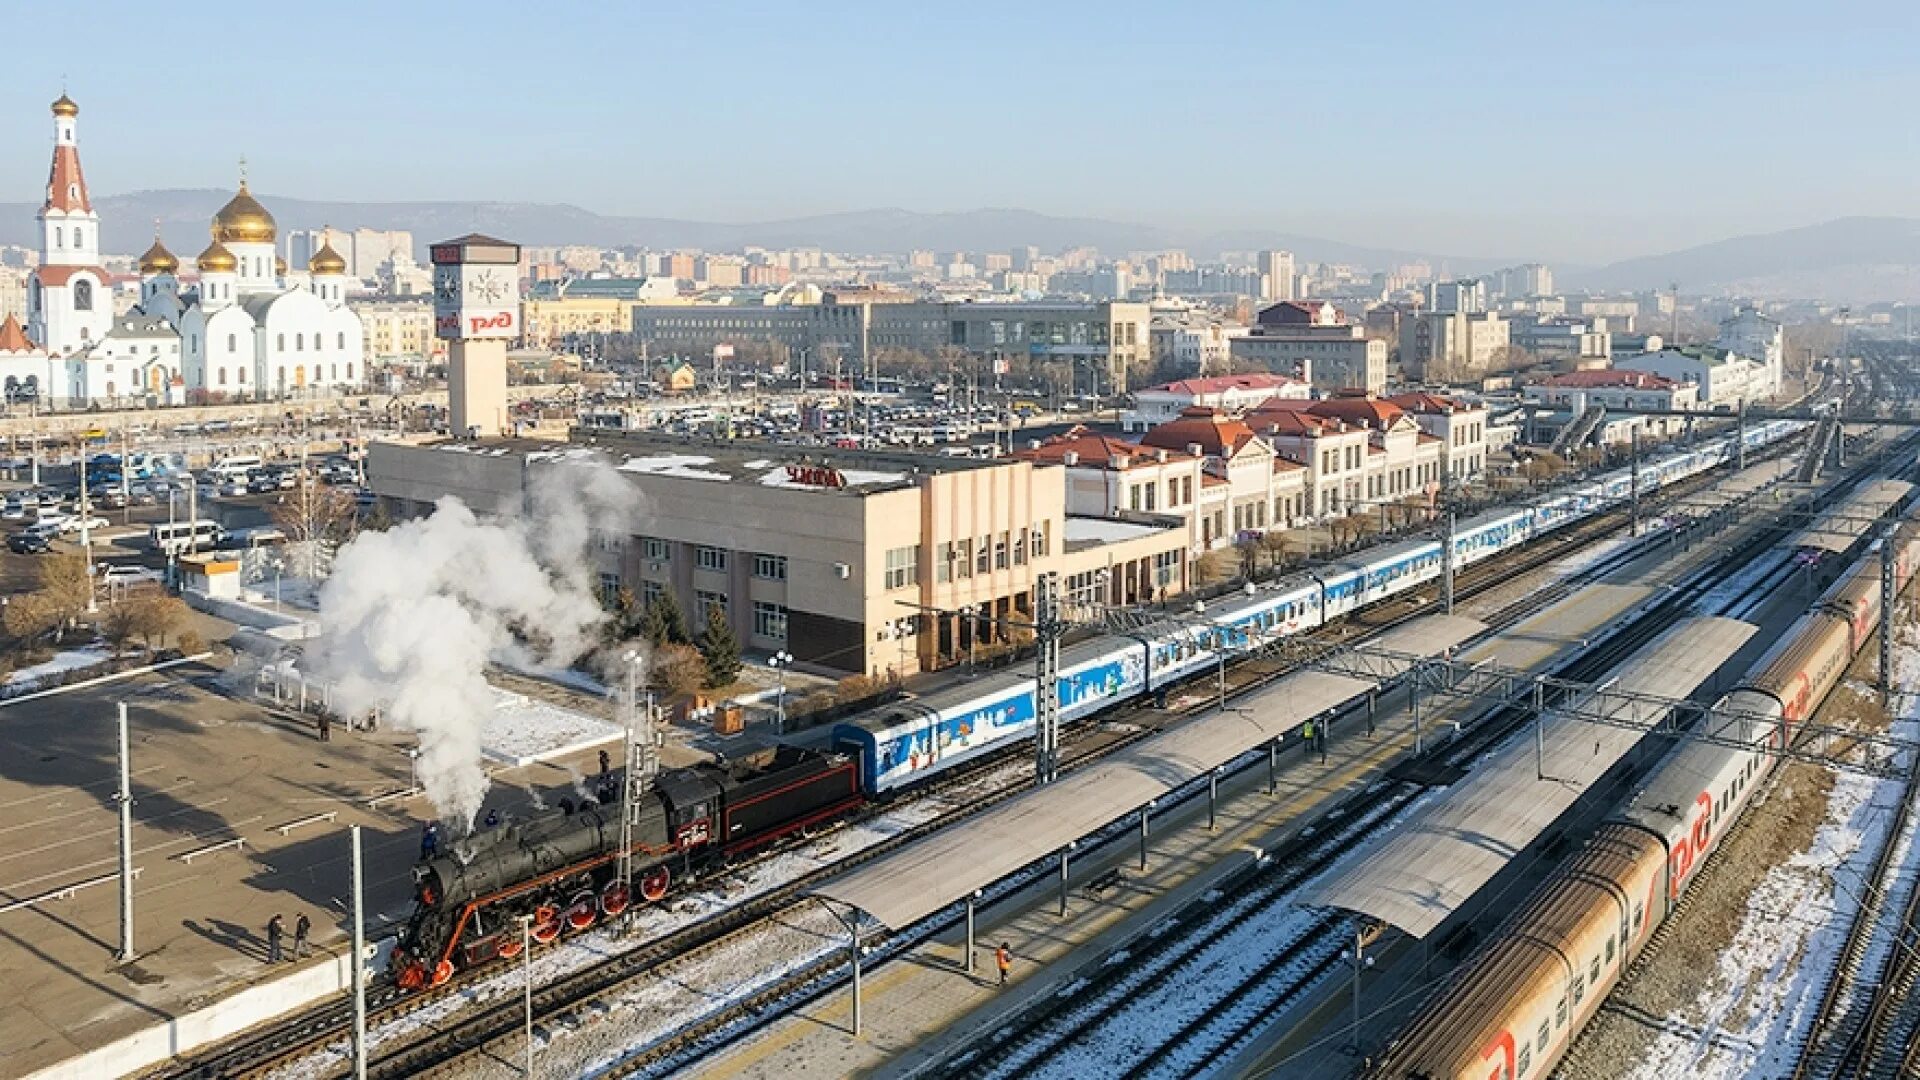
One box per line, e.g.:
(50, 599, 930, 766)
(5, 0, 1916, 263)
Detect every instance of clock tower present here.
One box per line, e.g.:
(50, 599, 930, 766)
(431, 234, 521, 438)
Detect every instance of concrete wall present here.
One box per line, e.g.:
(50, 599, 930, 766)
(26, 939, 394, 1080)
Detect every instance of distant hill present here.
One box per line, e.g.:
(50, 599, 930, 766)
(0, 190, 1499, 270)
(1573, 216, 1920, 301)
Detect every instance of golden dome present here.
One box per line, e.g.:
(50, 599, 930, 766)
(197, 240, 238, 273)
(139, 238, 179, 275)
(51, 94, 78, 118)
(308, 241, 347, 276)
(275, 255, 288, 276)
(211, 181, 277, 245)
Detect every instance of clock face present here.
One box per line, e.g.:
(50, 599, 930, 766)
(466, 270, 509, 304)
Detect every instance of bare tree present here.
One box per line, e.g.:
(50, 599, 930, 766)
(270, 475, 360, 578)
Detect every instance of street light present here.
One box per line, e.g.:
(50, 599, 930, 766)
(959, 604, 981, 674)
(767, 651, 794, 734)
(886, 617, 915, 681)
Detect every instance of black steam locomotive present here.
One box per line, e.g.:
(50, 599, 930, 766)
(391, 745, 861, 989)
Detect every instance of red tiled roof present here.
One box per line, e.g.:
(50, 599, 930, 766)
(1385, 391, 1469, 414)
(43, 142, 91, 213)
(34, 264, 105, 287)
(1202, 474, 1229, 488)
(0, 314, 37, 353)
(1144, 372, 1305, 397)
(1248, 408, 1339, 436)
(1273, 458, 1305, 473)
(1538, 369, 1681, 390)
(1305, 391, 1407, 429)
(1139, 405, 1260, 457)
(1012, 425, 1193, 470)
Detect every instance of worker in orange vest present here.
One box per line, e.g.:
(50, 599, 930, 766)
(995, 942, 1012, 986)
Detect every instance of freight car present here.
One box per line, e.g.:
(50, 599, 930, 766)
(1363, 513, 1920, 1080)
(390, 745, 861, 989)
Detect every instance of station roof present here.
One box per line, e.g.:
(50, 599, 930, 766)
(1298, 616, 1754, 939)
(1800, 478, 1912, 555)
(809, 614, 1487, 930)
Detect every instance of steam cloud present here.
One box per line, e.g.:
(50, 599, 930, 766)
(310, 458, 638, 831)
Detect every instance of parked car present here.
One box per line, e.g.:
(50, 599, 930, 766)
(60, 515, 109, 534)
(96, 564, 163, 587)
(218, 478, 251, 497)
(7, 532, 52, 554)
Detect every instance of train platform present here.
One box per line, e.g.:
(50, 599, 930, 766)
(0, 659, 664, 1079)
(690, 462, 1816, 1080)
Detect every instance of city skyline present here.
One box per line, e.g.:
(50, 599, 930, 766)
(3, 0, 1915, 265)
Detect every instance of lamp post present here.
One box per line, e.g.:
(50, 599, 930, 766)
(767, 651, 793, 734)
(959, 604, 980, 674)
(887, 617, 915, 681)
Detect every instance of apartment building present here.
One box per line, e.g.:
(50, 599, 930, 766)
(1399, 309, 1511, 381)
(1229, 300, 1388, 393)
(353, 299, 442, 372)
(523, 276, 680, 348)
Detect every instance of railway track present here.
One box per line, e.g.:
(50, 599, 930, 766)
(153, 427, 1802, 1080)
(911, 494, 1815, 1080)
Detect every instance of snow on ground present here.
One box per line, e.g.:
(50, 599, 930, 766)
(480, 690, 624, 766)
(5, 644, 113, 688)
(1614, 645, 1920, 1080)
(262, 777, 979, 1080)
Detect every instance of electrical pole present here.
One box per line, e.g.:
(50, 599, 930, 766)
(1034, 572, 1062, 786)
(81, 454, 95, 613)
(350, 825, 368, 1080)
(1736, 400, 1746, 471)
(116, 703, 134, 963)
(1881, 522, 1897, 706)
(1442, 511, 1456, 615)
(1629, 427, 1641, 537)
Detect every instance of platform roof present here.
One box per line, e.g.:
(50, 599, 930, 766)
(1298, 615, 1754, 939)
(1801, 479, 1913, 555)
(810, 614, 1488, 930)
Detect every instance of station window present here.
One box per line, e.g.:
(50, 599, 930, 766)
(753, 553, 788, 581)
(598, 572, 621, 607)
(994, 534, 1009, 570)
(697, 546, 728, 572)
(641, 581, 663, 608)
(696, 590, 727, 619)
(753, 601, 788, 641)
(642, 537, 670, 562)
(884, 545, 920, 590)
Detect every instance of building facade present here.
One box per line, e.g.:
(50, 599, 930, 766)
(1399, 310, 1511, 381)
(1615, 345, 1773, 407)
(1231, 300, 1389, 393)
(1121, 373, 1309, 432)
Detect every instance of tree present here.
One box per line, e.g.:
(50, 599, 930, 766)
(270, 475, 360, 578)
(37, 555, 93, 641)
(128, 594, 190, 652)
(642, 590, 690, 646)
(649, 643, 705, 698)
(2, 592, 58, 649)
(698, 605, 741, 689)
(1259, 531, 1294, 573)
(1193, 550, 1236, 586)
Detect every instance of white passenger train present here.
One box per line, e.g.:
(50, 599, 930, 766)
(835, 421, 1804, 793)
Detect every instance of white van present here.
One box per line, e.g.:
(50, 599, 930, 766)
(208, 455, 263, 480)
(148, 519, 224, 555)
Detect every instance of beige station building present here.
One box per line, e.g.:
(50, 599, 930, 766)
(368, 431, 1189, 677)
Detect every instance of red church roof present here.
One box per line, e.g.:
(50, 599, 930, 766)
(43, 142, 90, 214)
(33, 265, 105, 287)
(0, 314, 38, 353)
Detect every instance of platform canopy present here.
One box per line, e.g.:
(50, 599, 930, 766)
(1298, 615, 1754, 939)
(1800, 479, 1912, 555)
(810, 614, 1487, 930)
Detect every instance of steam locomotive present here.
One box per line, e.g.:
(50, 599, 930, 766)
(391, 745, 861, 989)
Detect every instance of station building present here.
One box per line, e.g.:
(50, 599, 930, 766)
(367, 432, 1189, 677)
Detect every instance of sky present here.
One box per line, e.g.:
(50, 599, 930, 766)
(4, 0, 1917, 265)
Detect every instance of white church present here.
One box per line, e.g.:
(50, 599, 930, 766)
(1, 94, 365, 408)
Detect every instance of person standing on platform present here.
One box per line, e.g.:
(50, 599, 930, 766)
(996, 942, 1013, 986)
(293, 913, 311, 959)
(266, 914, 285, 965)
(317, 713, 331, 742)
(1301, 720, 1315, 757)
(421, 822, 439, 860)
(599, 749, 612, 777)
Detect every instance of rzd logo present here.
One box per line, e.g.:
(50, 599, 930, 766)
(468, 311, 513, 334)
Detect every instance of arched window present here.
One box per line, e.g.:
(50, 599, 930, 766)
(227, 334, 236, 352)
(338, 332, 346, 349)
(218, 368, 227, 386)
(295, 334, 304, 351)
(237, 367, 246, 384)
(346, 362, 354, 380)
(73, 279, 92, 311)
(54, 229, 63, 249)
(74, 228, 83, 248)
(277, 334, 285, 351)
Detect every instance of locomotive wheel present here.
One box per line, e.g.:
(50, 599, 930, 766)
(566, 890, 597, 931)
(600, 882, 632, 917)
(397, 961, 427, 991)
(532, 904, 561, 944)
(430, 960, 453, 988)
(640, 865, 671, 902)
(497, 934, 524, 959)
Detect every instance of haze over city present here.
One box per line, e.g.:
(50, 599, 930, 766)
(5, 0, 1918, 263)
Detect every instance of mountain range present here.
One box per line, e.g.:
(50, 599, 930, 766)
(1, 190, 1912, 301)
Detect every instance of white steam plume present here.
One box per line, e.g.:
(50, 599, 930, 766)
(310, 458, 639, 831)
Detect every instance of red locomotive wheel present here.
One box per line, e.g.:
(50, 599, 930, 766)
(397, 961, 426, 991)
(600, 882, 632, 917)
(532, 905, 561, 944)
(430, 960, 453, 987)
(497, 935, 524, 959)
(566, 892, 597, 931)
(640, 865, 671, 902)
